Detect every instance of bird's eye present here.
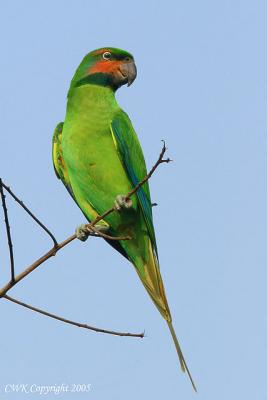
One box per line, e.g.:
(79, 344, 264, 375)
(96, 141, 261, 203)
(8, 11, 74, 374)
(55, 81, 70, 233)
(103, 51, 111, 60)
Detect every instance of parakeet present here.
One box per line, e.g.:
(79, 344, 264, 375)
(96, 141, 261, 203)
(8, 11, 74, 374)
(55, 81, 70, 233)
(52, 47, 196, 391)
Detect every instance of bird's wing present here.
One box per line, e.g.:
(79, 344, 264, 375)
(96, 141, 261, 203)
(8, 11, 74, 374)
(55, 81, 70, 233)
(52, 121, 104, 218)
(52, 121, 128, 259)
(110, 110, 158, 257)
(52, 122, 75, 198)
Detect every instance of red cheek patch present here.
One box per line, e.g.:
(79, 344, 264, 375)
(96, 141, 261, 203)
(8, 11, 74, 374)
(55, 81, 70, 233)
(88, 60, 122, 75)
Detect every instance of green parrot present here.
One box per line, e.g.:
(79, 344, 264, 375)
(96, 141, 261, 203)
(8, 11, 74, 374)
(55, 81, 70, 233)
(52, 47, 196, 391)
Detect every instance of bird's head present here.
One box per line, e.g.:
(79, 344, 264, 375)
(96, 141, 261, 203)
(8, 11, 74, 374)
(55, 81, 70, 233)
(69, 47, 137, 93)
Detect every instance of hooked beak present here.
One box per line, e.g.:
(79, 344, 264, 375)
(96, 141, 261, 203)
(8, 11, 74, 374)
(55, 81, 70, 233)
(119, 61, 137, 87)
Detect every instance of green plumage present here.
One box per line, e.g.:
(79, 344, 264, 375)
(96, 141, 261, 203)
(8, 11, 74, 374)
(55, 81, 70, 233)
(52, 47, 196, 391)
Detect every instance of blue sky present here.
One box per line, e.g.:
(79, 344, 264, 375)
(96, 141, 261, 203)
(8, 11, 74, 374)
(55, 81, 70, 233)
(0, 0, 267, 399)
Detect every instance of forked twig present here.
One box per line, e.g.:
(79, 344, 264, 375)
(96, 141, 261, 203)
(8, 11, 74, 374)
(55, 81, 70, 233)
(85, 141, 171, 230)
(1, 181, 58, 247)
(0, 142, 170, 337)
(126, 141, 171, 200)
(0, 142, 169, 299)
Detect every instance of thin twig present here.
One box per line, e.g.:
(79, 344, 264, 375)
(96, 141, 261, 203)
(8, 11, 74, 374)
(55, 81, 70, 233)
(125, 140, 171, 200)
(84, 141, 171, 232)
(3, 295, 144, 338)
(0, 143, 169, 301)
(0, 143, 169, 338)
(0, 178, 15, 282)
(1, 181, 58, 247)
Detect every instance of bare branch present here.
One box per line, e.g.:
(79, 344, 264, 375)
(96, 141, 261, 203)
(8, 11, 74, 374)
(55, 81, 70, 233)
(0, 142, 169, 299)
(0, 143, 170, 337)
(3, 295, 144, 338)
(1, 181, 58, 247)
(0, 178, 15, 282)
(84, 141, 171, 231)
(125, 140, 171, 200)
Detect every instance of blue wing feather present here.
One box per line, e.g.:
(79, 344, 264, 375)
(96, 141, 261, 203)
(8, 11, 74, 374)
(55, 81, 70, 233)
(111, 111, 158, 257)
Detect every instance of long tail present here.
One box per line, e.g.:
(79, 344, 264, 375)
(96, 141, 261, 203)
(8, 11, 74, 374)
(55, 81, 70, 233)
(133, 241, 197, 391)
(167, 321, 197, 392)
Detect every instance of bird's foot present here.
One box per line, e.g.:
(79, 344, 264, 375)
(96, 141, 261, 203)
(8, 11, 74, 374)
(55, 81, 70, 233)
(114, 194, 133, 212)
(75, 223, 109, 241)
(75, 224, 90, 241)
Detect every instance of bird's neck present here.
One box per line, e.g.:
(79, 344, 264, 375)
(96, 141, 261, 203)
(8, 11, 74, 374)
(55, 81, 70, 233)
(67, 84, 118, 112)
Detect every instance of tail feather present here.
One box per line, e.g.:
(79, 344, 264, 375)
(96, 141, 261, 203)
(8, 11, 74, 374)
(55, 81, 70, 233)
(167, 321, 197, 392)
(132, 241, 197, 391)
